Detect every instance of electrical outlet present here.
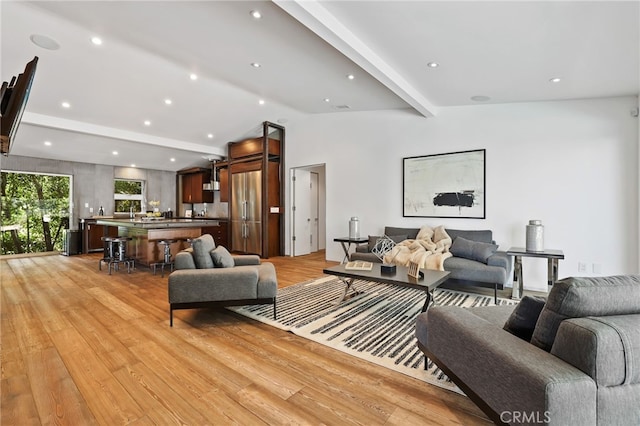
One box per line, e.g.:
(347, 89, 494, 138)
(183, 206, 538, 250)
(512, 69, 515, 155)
(84, 203, 89, 208)
(592, 263, 602, 274)
(577, 262, 587, 273)
(89, 207, 94, 213)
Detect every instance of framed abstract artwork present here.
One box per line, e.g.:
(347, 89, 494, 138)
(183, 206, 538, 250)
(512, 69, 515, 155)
(403, 149, 485, 218)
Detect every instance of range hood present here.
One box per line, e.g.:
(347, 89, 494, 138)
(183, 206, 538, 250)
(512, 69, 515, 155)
(203, 181, 220, 191)
(203, 159, 222, 191)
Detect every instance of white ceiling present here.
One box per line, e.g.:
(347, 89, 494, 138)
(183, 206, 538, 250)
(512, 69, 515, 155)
(2, 1, 638, 172)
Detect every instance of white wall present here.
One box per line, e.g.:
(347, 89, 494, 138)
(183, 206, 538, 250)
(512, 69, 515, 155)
(285, 96, 639, 292)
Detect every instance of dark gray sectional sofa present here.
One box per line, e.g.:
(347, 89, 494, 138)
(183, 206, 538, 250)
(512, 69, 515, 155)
(350, 226, 512, 302)
(416, 275, 640, 425)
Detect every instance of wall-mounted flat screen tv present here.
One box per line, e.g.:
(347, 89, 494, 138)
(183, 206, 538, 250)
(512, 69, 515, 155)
(1, 56, 39, 156)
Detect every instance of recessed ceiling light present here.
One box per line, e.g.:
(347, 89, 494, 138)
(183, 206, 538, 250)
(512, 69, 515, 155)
(470, 95, 491, 102)
(44, 141, 52, 146)
(164, 98, 172, 105)
(112, 151, 118, 155)
(91, 36, 103, 46)
(30, 34, 60, 50)
(251, 62, 261, 68)
(207, 133, 214, 139)
(170, 158, 176, 162)
(143, 120, 151, 126)
(258, 99, 265, 105)
(131, 164, 136, 168)
(324, 98, 330, 102)
(189, 73, 198, 80)
(250, 10, 262, 19)
(427, 62, 439, 68)
(61, 101, 71, 108)
(549, 77, 562, 83)
(347, 74, 355, 80)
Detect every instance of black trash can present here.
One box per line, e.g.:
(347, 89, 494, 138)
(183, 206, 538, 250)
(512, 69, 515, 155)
(62, 229, 82, 255)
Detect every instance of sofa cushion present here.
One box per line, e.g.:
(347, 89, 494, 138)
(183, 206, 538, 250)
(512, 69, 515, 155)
(389, 234, 407, 243)
(191, 234, 215, 269)
(450, 236, 498, 263)
(211, 245, 234, 268)
(445, 229, 493, 244)
(503, 296, 546, 341)
(350, 251, 382, 263)
(372, 235, 396, 260)
(174, 248, 196, 270)
(443, 256, 508, 284)
(368, 234, 407, 251)
(531, 275, 640, 351)
(384, 226, 419, 239)
(168, 267, 259, 303)
(367, 235, 381, 252)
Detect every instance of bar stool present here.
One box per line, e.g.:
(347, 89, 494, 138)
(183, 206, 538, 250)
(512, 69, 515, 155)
(151, 239, 176, 277)
(98, 236, 117, 271)
(103, 236, 134, 275)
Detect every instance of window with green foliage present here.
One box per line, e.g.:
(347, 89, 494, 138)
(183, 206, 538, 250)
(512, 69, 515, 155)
(114, 179, 144, 213)
(1, 171, 71, 254)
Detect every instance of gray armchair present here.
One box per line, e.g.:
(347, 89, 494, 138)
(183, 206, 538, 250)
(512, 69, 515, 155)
(168, 234, 277, 326)
(416, 275, 640, 425)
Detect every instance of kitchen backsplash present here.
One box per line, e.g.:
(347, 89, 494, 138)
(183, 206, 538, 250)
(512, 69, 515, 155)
(180, 201, 228, 218)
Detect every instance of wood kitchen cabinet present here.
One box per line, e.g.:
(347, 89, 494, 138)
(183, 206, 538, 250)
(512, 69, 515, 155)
(228, 137, 280, 159)
(227, 121, 284, 258)
(82, 219, 118, 253)
(201, 221, 228, 248)
(181, 171, 213, 204)
(219, 167, 229, 203)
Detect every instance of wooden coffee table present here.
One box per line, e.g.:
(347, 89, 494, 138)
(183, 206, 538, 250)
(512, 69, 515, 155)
(323, 263, 450, 312)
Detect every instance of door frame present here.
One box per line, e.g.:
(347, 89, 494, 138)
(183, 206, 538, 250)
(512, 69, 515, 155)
(291, 168, 311, 256)
(289, 164, 326, 257)
(310, 171, 319, 253)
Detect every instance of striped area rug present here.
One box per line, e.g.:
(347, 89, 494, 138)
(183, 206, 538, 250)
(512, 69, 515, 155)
(229, 276, 516, 393)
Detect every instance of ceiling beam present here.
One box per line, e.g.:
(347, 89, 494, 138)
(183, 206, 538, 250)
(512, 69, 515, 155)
(22, 112, 225, 156)
(274, 0, 438, 118)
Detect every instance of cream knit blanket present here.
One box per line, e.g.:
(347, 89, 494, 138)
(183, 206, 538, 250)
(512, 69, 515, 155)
(383, 225, 452, 271)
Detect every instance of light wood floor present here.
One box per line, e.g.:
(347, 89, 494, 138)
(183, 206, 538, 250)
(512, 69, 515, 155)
(1, 251, 492, 425)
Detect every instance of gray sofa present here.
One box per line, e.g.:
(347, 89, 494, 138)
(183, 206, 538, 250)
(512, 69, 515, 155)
(416, 275, 640, 425)
(351, 226, 512, 302)
(167, 234, 277, 326)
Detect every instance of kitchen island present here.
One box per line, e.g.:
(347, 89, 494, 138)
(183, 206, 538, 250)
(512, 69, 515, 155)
(96, 218, 227, 266)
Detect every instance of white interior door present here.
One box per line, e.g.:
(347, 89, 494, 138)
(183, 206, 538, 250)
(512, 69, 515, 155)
(310, 172, 319, 252)
(292, 169, 311, 256)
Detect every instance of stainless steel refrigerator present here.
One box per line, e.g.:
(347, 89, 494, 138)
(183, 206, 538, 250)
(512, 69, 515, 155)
(230, 170, 262, 255)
